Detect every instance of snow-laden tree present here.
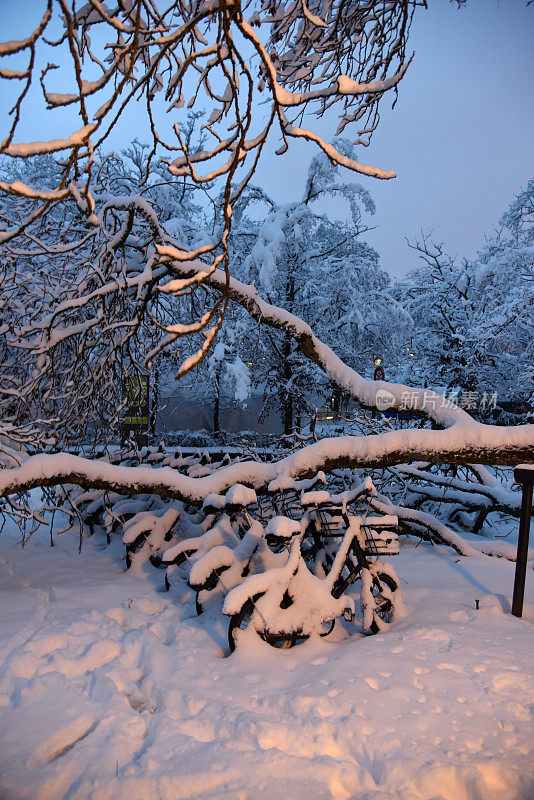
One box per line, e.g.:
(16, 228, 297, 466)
(395, 182, 534, 409)
(158, 154, 403, 437)
(500, 178, 534, 246)
(163, 307, 253, 434)
(393, 236, 478, 391)
(152, 184, 274, 433)
(0, 0, 532, 517)
(225, 144, 411, 433)
(471, 181, 534, 405)
(241, 198, 329, 433)
(0, 141, 211, 454)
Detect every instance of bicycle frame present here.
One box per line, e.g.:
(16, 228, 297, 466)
(225, 512, 401, 651)
(224, 516, 366, 644)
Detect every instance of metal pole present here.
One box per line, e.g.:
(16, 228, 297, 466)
(512, 467, 534, 618)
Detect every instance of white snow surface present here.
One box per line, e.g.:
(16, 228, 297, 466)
(1, 516, 533, 800)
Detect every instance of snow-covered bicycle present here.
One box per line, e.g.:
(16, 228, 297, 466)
(224, 511, 401, 651)
(161, 484, 280, 606)
(183, 477, 331, 612)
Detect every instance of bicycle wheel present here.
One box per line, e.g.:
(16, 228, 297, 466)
(125, 533, 147, 569)
(319, 619, 335, 637)
(228, 599, 256, 652)
(228, 594, 299, 652)
(260, 629, 299, 649)
(363, 571, 398, 634)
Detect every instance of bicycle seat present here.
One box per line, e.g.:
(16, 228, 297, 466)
(300, 490, 332, 508)
(265, 516, 301, 541)
(202, 493, 226, 514)
(224, 484, 258, 511)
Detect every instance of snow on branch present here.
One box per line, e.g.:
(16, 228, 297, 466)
(2, 125, 96, 159)
(156, 246, 470, 426)
(0, 0, 417, 356)
(1, 421, 532, 505)
(0, 180, 70, 202)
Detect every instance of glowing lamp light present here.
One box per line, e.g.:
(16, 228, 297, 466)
(373, 354, 382, 367)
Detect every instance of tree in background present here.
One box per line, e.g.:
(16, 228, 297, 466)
(0, 137, 213, 455)
(471, 180, 534, 406)
(395, 181, 534, 413)
(229, 143, 411, 433)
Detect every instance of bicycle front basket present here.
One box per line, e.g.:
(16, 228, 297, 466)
(363, 526, 399, 556)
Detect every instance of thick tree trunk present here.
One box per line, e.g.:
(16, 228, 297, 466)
(282, 333, 293, 436)
(149, 365, 159, 437)
(332, 387, 341, 420)
(213, 394, 220, 433)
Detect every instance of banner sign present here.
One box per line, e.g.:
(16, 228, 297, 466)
(121, 374, 150, 445)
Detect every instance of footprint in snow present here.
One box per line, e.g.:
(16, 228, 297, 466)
(36, 717, 100, 763)
(49, 639, 121, 677)
(364, 677, 380, 690)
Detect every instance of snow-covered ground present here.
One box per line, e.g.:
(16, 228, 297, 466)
(0, 516, 533, 800)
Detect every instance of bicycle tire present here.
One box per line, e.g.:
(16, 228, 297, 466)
(228, 593, 299, 652)
(319, 619, 335, 637)
(228, 598, 256, 652)
(366, 571, 398, 634)
(260, 629, 299, 649)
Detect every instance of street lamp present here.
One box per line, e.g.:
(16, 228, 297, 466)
(373, 354, 385, 381)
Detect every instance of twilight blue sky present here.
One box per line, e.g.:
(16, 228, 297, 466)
(1, 0, 533, 277)
(253, 0, 534, 276)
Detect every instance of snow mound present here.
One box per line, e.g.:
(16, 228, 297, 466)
(265, 516, 302, 539)
(225, 484, 257, 507)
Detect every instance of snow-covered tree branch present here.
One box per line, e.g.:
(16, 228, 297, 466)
(0, 415, 532, 505)
(1, 0, 422, 375)
(0, 1, 532, 537)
